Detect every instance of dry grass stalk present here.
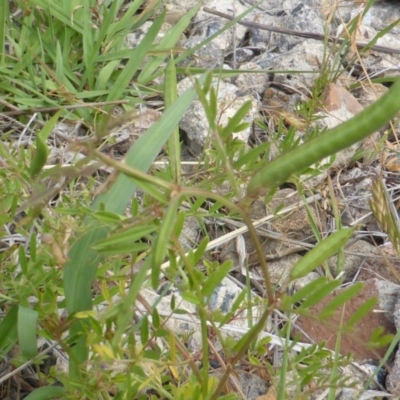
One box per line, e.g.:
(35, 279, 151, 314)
(370, 178, 400, 254)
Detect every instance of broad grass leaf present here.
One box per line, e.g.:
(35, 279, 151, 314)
(0, 1, 7, 63)
(30, 0, 84, 33)
(29, 111, 61, 178)
(140, 316, 149, 345)
(18, 306, 38, 359)
(23, 387, 67, 400)
(95, 60, 120, 91)
(18, 245, 29, 275)
(65, 77, 202, 313)
(0, 305, 18, 356)
(103, 0, 143, 40)
(64, 75, 203, 374)
(82, 0, 95, 89)
(29, 135, 48, 178)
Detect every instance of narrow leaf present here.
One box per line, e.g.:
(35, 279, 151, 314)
(297, 280, 341, 310)
(202, 261, 233, 299)
(65, 74, 204, 375)
(220, 101, 252, 140)
(151, 193, 181, 288)
(290, 227, 356, 280)
(29, 135, 48, 178)
(347, 297, 377, 328)
(164, 56, 181, 183)
(23, 386, 67, 400)
(0, 305, 18, 356)
(318, 282, 363, 319)
(247, 78, 400, 197)
(141, 316, 149, 345)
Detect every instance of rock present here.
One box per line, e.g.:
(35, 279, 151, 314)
(267, 39, 327, 90)
(235, 62, 271, 96)
(177, 77, 258, 153)
(328, 240, 378, 280)
(320, 83, 364, 115)
(273, 4, 325, 52)
(337, 172, 381, 231)
(179, 216, 201, 251)
(290, 271, 320, 292)
(266, 189, 324, 242)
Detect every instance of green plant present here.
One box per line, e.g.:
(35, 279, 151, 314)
(1, 1, 400, 399)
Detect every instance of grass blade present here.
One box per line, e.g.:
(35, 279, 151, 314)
(0, 305, 18, 357)
(23, 386, 67, 400)
(106, 12, 165, 102)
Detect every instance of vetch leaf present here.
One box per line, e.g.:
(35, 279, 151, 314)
(181, 291, 200, 306)
(151, 192, 181, 288)
(297, 280, 342, 311)
(290, 227, 356, 280)
(220, 101, 252, 140)
(247, 78, 400, 197)
(318, 282, 363, 319)
(286, 276, 328, 306)
(347, 297, 377, 328)
(202, 260, 233, 299)
(152, 308, 160, 330)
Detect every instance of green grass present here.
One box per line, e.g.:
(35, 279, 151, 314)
(1, 0, 400, 399)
